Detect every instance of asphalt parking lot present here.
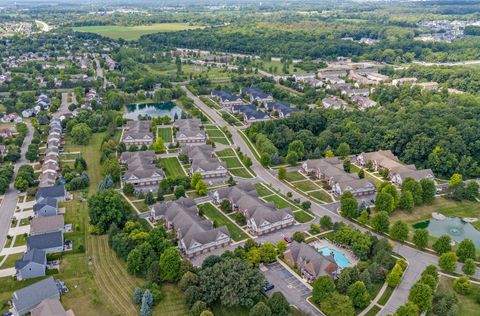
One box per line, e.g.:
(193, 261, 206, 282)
(262, 262, 320, 315)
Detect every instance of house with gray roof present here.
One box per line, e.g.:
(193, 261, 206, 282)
(232, 104, 270, 123)
(36, 185, 66, 203)
(211, 182, 294, 235)
(27, 231, 64, 254)
(121, 120, 154, 149)
(283, 242, 339, 281)
(150, 198, 231, 257)
(120, 151, 164, 191)
(32, 298, 75, 316)
(15, 249, 47, 280)
(11, 276, 60, 316)
(33, 197, 58, 217)
(173, 119, 206, 144)
(30, 215, 64, 236)
(240, 87, 274, 105)
(181, 145, 228, 179)
(210, 90, 244, 107)
(265, 101, 300, 118)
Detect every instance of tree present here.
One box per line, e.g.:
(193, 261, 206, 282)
(432, 235, 452, 255)
(200, 311, 214, 316)
(160, 248, 182, 282)
(453, 276, 471, 295)
(174, 185, 185, 199)
(70, 123, 92, 145)
(319, 293, 355, 316)
(375, 191, 395, 214)
(249, 302, 271, 316)
(179, 271, 199, 291)
(320, 215, 333, 230)
(464, 181, 480, 201)
(399, 191, 414, 212)
(292, 231, 305, 243)
(260, 153, 271, 167)
(390, 220, 409, 242)
(286, 151, 298, 166)
(456, 239, 476, 262)
(371, 212, 390, 233)
(462, 258, 476, 275)
(340, 192, 358, 218)
(448, 173, 463, 187)
(195, 179, 208, 196)
(259, 243, 277, 263)
(191, 172, 202, 188)
(324, 150, 334, 158)
(343, 158, 351, 173)
(408, 282, 433, 311)
(276, 240, 287, 255)
(152, 138, 165, 153)
(102, 158, 121, 182)
(88, 189, 130, 233)
(420, 179, 436, 204)
(347, 281, 370, 309)
(357, 210, 369, 224)
(133, 287, 143, 305)
(267, 292, 290, 316)
(277, 167, 286, 180)
(401, 178, 423, 205)
(140, 290, 153, 316)
(247, 248, 261, 267)
(381, 183, 400, 206)
(123, 183, 135, 195)
(394, 302, 419, 316)
(386, 264, 403, 287)
(439, 252, 457, 272)
(144, 192, 155, 205)
(358, 169, 365, 179)
(413, 229, 429, 249)
(312, 275, 336, 303)
(191, 301, 208, 316)
(288, 140, 305, 159)
(336, 142, 350, 158)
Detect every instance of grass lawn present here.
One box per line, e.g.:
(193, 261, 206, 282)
(254, 183, 274, 197)
(152, 284, 189, 316)
(205, 128, 225, 138)
(159, 157, 186, 177)
(433, 276, 480, 316)
(284, 171, 306, 182)
(74, 23, 204, 40)
(220, 157, 243, 168)
(0, 252, 23, 269)
(132, 200, 150, 213)
(238, 130, 261, 160)
(294, 210, 315, 223)
(19, 218, 30, 226)
(364, 305, 381, 316)
(210, 137, 230, 145)
(377, 286, 395, 305)
(199, 96, 221, 110)
(212, 304, 250, 316)
(63, 199, 87, 254)
(229, 167, 254, 179)
(293, 180, 320, 192)
(219, 111, 243, 127)
(308, 190, 333, 203)
(198, 203, 249, 241)
(263, 194, 298, 210)
(157, 127, 173, 143)
(215, 148, 236, 157)
(13, 234, 27, 247)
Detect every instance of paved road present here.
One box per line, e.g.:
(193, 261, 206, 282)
(53, 92, 71, 119)
(0, 122, 33, 254)
(183, 87, 480, 315)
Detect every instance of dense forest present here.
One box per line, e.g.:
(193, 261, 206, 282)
(246, 85, 480, 179)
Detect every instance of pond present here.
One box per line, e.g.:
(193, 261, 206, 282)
(413, 217, 480, 247)
(124, 102, 182, 120)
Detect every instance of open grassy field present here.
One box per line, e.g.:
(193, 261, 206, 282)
(153, 284, 189, 315)
(157, 127, 173, 143)
(159, 157, 186, 177)
(74, 23, 204, 41)
(433, 276, 480, 316)
(198, 203, 249, 241)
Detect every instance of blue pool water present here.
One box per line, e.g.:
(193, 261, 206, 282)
(317, 246, 352, 269)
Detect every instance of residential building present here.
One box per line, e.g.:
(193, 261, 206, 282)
(351, 96, 377, 110)
(36, 185, 66, 203)
(173, 119, 206, 144)
(150, 198, 231, 257)
(265, 101, 300, 118)
(301, 158, 375, 196)
(30, 215, 64, 236)
(283, 242, 339, 281)
(181, 145, 228, 179)
(210, 182, 294, 235)
(322, 96, 348, 110)
(121, 120, 154, 148)
(240, 87, 274, 105)
(11, 276, 60, 316)
(120, 151, 164, 190)
(210, 90, 244, 107)
(392, 77, 418, 86)
(232, 104, 270, 123)
(32, 298, 75, 316)
(33, 197, 58, 217)
(15, 249, 47, 281)
(27, 231, 64, 254)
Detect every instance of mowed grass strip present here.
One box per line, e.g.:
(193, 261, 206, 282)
(294, 210, 315, 223)
(263, 194, 298, 210)
(215, 148, 236, 157)
(308, 190, 333, 203)
(210, 137, 230, 145)
(198, 203, 249, 241)
(284, 171, 306, 182)
(74, 23, 204, 40)
(254, 183, 274, 197)
(220, 157, 243, 168)
(229, 167, 254, 179)
(159, 157, 186, 177)
(157, 127, 173, 143)
(153, 284, 189, 316)
(293, 180, 320, 192)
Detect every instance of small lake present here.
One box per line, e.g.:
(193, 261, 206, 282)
(413, 217, 480, 247)
(124, 102, 182, 120)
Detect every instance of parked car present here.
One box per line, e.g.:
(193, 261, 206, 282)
(283, 237, 292, 243)
(262, 282, 274, 292)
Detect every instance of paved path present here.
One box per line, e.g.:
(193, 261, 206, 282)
(0, 122, 33, 254)
(0, 267, 16, 277)
(0, 245, 27, 256)
(359, 283, 388, 316)
(53, 92, 71, 119)
(183, 87, 480, 315)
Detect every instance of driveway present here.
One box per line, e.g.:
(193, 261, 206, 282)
(262, 262, 320, 315)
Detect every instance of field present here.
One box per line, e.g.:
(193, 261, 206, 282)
(73, 23, 204, 41)
(157, 127, 173, 143)
(198, 203, 249, 241)
(159, 157, 186, 177)
(433, 276, 480, 316)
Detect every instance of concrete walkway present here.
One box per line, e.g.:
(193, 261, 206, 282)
(0, 267, 16, 277)
(358, 283, 388, 316)
(0, 245, 27, 256)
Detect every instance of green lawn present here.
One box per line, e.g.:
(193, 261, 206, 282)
(308, 190, 333, 203)
(153, 284, 189, 316)
(219, 111, 244, 127)
(294, 210, 315, 223)
(0, 252, 23, 269)
(159, 157, 186, 177)
(433, 276, 480, 316)
(254, 183, 274, 197)
(238, 130, 261, 160)
(19, 218, 30, 226)
(284, 171, 306, 182)
(263, 194, 298, 210)
(132, 200, 150, 213)
(220, 157, 243, 168)
(229, 167, 254, 179)
(377, 286, 394, 305)
(157, 127, 173, 143)
(364, 305, 381, 316)
(205, 128, 225, 138)
(74, 23, 204, 40)
(215, 148, 236, 157)
(199, 96, 221, 110)
(198, 203, 249, 241)
(293, 180, 320, 192)
(210, 137, 230, 145)
(13, 234, 27, 247)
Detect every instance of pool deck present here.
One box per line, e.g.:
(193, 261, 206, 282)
(311, 239, 359, 268)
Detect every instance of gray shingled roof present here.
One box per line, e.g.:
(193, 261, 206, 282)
(30, 215, 64, 235)
(35, 185, 65, 201)
(27, 231, 63, 251)
(15, 249, 47, 269)
(12, 276, 59, 315)
(33, 197, 58, 212)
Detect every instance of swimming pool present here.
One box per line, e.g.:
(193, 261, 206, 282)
(317, 246, 352, 269)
